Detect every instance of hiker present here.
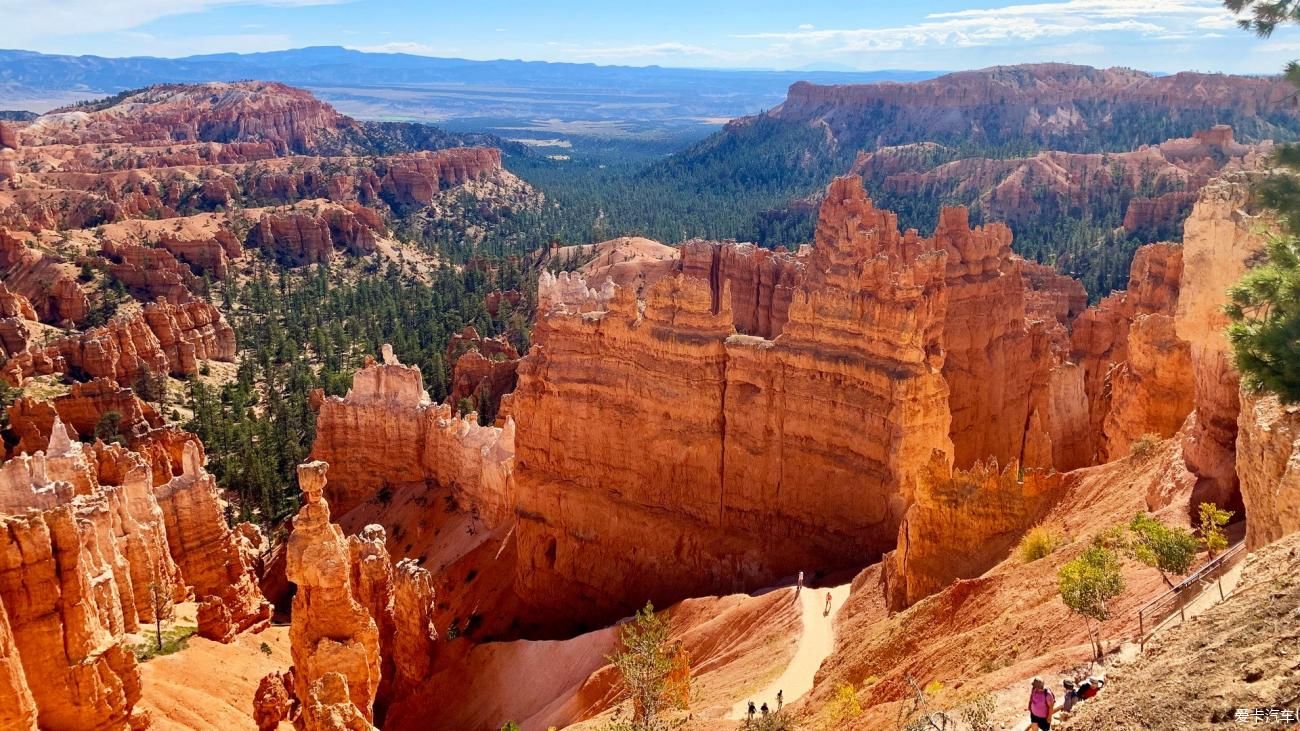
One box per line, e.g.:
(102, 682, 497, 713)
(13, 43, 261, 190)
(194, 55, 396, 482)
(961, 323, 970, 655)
(777, 689, 783, 710)
(824, 590, 833, 616)
(760, 703, 769, 716)
(1027, 677, 1056, 730)
(747, 701, 756, 720)
(797, 571, 804, 596)
(1060, 680, 1078, 713)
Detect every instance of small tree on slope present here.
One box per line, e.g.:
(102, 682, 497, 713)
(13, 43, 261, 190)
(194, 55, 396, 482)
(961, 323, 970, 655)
(1128, 513, 1199, 589)
(602, 602, 692, 731)
(1058, 546, 1125, 660)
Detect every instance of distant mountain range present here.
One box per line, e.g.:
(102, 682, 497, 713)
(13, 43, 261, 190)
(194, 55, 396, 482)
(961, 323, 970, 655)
(0, 46, 938, 139)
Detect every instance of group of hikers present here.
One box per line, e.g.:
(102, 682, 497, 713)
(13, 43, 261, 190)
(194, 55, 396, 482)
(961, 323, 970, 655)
(745, 689, 783, 721)
(1027, 675, 1104, 729)
(795, 571, 834, 615)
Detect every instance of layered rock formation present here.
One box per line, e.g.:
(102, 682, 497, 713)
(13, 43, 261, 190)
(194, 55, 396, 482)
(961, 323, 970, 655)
(1236, 391, 1300, 549)
(101, 239, 197, 304)
(157, 231, 241, 279)
(0, 228, 89, 324)
(246, 205, 379, 266)
(310, 345, 515, 522)
(7, 377, 162, 454)
(1175, 175, 1268, 508)
(446, 326, 520, 423)
(154, 441, 272, 641)
(510, 176, 954, 627)
(3, 300, 235, 385)
(285, 461, 381, 725)
(0, 593, 37, 731)
(883, 451, 1060, 610)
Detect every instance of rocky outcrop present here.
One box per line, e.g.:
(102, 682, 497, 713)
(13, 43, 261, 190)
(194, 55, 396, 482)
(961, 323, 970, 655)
(1071, 243, 1189, 463)
(157, 230, 242, 279)
(447, 326, 520, 423)
(7, 378, 162, 454)
(884, 450, 1060, 610)
(0, 426, 203, 729)
(101, 239, 196, 304)
(154, 441, 271, 641)
(0, 593, 37, 731)
(0, 229, 89, 325)
(4, 300, 235, 385)
(0, 282, 36, 358)
(247, 205, 378, 265)
(1175, 175, 1268, 508)
(253, 669, 298, 731)
(286, 461, 382, 725)
(310, 345, 515, 523)
(509, 176, 953, 628)
(1236, 391, 1300, 549)
(379, 149, 502, 209)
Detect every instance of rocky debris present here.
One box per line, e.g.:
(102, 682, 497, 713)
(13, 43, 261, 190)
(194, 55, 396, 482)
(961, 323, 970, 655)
(285, 461, 382, 725)
(154, 441, 272, 642)
(447, 326, 520, 423)
(310, 345, 515, 522)
(101, 239, 197, 304)
(157, 230, 242, 279)
(1235, 391, 1300, 549)
(253, 669, 298, 731)
(7, 377, 162, 454)
(883, 451, 1060, 610)
(1175, 175, 1268, 510)
(3, 300, 235, 386)
(0, 228, 89, 325)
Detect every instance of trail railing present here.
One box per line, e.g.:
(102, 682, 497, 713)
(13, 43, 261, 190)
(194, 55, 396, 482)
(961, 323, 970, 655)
(1137, 540, 1246, 650)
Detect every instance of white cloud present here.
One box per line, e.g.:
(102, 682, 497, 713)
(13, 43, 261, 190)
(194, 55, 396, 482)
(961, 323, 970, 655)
(0, 0, 349, 43)
(551, 41, 744, 63)
(797, 23, 815, 30)
(738, 0, 1237, 54)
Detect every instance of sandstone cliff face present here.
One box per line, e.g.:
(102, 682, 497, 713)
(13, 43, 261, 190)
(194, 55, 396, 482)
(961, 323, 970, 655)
(154, 441, 272, 641)
(0, 428, 194, 729)
(157, 231, 241, 279)
(247, 205, 378, 266)
(0, 592, 37, 731)
(510, 177, 953, 628)
(447, 326, 520, 423)
(8, 378, 162, 455)
(884, 451, 1060, 610)
(285, 461, 382, 725)
(4, 300, 235, 385)
(1175, 175, 1268, 508)
(101, 239, 197, 304)
(1070, 243, 1190, 463)
(1236, 391, 1300, 549)
(310, 345, 515, 523)
(0, 229, 90, 325)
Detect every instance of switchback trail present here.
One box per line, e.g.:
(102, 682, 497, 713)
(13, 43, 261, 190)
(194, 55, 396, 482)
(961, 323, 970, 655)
(727, 582, 852, 720)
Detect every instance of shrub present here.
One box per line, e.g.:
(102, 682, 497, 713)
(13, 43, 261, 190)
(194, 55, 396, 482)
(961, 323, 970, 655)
(1198, 502, 1235, 557)
(827, 682, 862, 728)
(1018, 524, 1065, 563)
(132, 625, 196, 662)
(1129, 432, 1161, 459)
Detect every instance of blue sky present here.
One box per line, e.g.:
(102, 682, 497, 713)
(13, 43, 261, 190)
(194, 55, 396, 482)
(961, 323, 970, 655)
(3, 0, 1298, 74)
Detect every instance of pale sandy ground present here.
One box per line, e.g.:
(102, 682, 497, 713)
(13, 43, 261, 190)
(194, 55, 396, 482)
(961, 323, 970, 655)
(727, 583, 851, 720)
(138, 625, 292, 731)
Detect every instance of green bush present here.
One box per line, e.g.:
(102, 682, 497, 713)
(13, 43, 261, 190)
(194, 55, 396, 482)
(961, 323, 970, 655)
(1017, 524, 1065, 563)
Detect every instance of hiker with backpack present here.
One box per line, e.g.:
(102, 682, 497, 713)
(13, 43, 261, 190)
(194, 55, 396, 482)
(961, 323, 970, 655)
(1027, 677, 1056, 730)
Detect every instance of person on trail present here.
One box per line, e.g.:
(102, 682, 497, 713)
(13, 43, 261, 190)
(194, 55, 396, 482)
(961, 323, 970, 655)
(1027, 677, 1056, 730)
(747, 701, 756, 720)
(797, 571, 804, 596)
(1060, 680, 1078, 713)
(760, 703, 769, 716)
(777, 689, 783, 710)
(824, 590, 833, 616)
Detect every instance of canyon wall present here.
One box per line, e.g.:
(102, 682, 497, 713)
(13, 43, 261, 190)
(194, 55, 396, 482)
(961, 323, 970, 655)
(1236, 391, 1300, 549)
(310, 344, 515, 523)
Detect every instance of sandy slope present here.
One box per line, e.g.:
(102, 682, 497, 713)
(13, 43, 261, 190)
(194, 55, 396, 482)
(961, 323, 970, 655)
(138, 626, 292, 731)
(727, 584, 852, 719)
